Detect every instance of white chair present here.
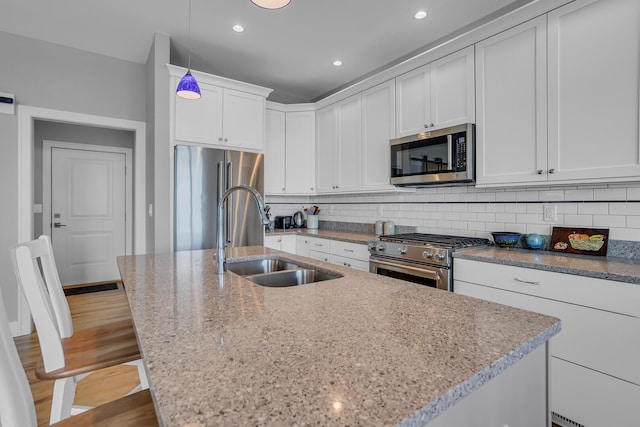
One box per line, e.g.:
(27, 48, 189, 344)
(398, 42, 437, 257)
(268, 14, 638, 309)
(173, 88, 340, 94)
(0, 287, 157, 427)
(9, 235, 148, 424)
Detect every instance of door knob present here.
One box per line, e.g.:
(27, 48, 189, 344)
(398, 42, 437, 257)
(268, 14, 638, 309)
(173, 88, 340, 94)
(53, 222, 67, 228)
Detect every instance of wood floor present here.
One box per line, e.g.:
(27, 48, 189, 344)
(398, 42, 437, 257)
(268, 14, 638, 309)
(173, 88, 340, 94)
(14, 283, 564, 427)
(14, 284, 141, 427)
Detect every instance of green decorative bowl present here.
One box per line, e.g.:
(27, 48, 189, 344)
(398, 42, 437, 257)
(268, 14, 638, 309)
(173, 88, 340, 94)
(491, 232, 521, 248)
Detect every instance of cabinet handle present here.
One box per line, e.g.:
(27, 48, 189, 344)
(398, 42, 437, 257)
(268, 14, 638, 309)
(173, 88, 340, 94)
(424, 124, 429, 128)
(224, 138, 228, 142)
(548, 168, 556, 174)
(314, 243, 323, 247)
(282, 187, 285, 191)
(343, 262, 348, 266)
(218, 137, 223, 142)
(343, 249, 354, 253)
(311, 187, 314, 191)
(537, 169, 543, 174)
(514, 277, 541, 285)
(277, 238, 281, 242)
(430, 123, 434, 128)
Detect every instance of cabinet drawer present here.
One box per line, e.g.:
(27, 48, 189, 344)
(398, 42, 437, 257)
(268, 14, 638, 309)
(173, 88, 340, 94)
(309, 250, 330, 263)
(454, 259, 640, 317)
(308, 237, 331, 253)
(552, 357, 640, 427)
(331, 255, 370, 272)
(455, 280, 640, 384)
(331, 240, 369, 262)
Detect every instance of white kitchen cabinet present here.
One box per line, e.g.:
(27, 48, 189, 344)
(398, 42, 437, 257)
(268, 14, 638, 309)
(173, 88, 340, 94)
(264, 234, 296, 254)
(285, 112, 315, 194)
(546, 0, 640, 183)
(395, 46, 474, 137)
(475, 16, 548, 186)
(295, 235, 310, 257)
(169, 65, 270, 152)
(264, 109, 286, 194)
(308, 237, 369, 271)
(265, 109, 316, 195)
(454, 258, 640, 427)
(316, 94, 363, 194)
(476, 0, 640, 187)
(362, 80, 396, 191)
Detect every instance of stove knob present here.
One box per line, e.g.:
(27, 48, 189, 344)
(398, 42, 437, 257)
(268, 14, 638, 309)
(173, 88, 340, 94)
(398, 247, 407, 255)
(422, 251, 434, 258)
(436, 253, 446, 261)
(376, 244, 385, 252)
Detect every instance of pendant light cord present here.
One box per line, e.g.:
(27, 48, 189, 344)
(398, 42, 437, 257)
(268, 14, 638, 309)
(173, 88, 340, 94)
(187, 0, 192, 72)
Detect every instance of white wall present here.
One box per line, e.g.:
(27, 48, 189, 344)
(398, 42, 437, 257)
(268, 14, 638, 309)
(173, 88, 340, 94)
(266, 183, 640, 242)
(0, 31, 146, 324)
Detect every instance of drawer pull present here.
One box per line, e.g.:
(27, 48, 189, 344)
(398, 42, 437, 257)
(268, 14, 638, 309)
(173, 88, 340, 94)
(343, 249, 354, 253)
(514, 277, 542, 285)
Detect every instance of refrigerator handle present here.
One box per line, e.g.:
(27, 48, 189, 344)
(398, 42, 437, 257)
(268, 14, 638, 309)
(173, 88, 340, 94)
(226, 161, 233, 244)
(217, 161, 225, 247)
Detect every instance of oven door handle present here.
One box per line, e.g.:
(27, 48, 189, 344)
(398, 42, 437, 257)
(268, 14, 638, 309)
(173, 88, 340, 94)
(371, 259, 441, 280)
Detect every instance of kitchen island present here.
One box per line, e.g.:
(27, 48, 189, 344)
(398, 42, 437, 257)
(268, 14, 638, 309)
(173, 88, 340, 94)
(117, 247, 560, 426)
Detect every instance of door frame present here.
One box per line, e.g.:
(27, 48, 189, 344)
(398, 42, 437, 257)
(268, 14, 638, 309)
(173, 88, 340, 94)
(42, 141, 134, 277)
(17, 105, 146, 336)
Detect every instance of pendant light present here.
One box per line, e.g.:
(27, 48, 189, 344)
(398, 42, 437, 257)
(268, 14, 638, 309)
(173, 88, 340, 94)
(176, 0, 201, 99)
(250, 0, 291, 10)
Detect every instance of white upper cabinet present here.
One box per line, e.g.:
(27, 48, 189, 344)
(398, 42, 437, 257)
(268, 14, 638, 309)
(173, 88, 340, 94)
(264, 109, 286, 194)
(316, 95, 363, 193)
(547, 0, 640, 182)
(475, 16, 548, 186)
(169, 65, 271, 152)
(395, 46, 475, 137)
(285, 111, 316, 194)
(362, 80, 396, 191)
(476, 0, 640, 187)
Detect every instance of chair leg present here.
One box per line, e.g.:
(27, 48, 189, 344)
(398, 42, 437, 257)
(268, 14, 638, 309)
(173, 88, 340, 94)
(49, 376, 77, 424)
(124, 359, 149, 395)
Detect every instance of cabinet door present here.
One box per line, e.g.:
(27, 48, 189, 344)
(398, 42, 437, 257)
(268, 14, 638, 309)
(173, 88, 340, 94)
(475, 16, 548, 186)
(430, 46, 475, 129)
(296, 235, 310, 257)
(336, 94, 362, 192)
(264, 109, 286, 195)
(223, 89, 265, 151)
(174, 82, 223, 145)
(264, 235, 281, 250)
(280, 235, 297, 254)
(362, 80, 396, 191)
(547, 0, 640, 182)
(285, 112, 316, 194)
(395, 64, 430, 137)
(316, 105, 337, 193)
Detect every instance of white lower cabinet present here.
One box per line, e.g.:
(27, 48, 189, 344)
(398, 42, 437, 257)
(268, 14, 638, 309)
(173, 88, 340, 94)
(454, 258, 640, 427)
(295, 235, 310, 257)
(308, 237, 369, 271)
(264, 234, 296, 254)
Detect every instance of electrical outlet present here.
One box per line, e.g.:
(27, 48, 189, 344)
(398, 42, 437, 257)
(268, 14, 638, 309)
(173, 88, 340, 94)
(543, 204, 557, 222)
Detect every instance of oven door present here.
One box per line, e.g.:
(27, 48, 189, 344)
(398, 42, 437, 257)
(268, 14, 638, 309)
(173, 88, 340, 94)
(369, 257, 450, 291)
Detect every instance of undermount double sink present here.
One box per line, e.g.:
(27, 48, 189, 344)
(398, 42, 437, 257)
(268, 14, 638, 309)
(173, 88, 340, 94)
(227, 258, 342, 287)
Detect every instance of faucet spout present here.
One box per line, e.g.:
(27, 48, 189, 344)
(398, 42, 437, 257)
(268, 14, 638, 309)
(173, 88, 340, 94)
(217, 185, 270, 275)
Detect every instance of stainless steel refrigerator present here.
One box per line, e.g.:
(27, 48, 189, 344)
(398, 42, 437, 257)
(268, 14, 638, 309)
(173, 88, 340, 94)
(174, 145, 264, 251)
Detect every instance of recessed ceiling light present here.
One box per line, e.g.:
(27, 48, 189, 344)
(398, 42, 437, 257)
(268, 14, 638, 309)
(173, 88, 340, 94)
(233, 25, 244, 33)
(414, 10, 428, 19)
(333, 60, 342, 66)
(250, 0, 291, 9)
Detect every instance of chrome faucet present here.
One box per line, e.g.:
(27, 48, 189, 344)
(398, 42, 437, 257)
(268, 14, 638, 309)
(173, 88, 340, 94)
(217, 185, 270, 274)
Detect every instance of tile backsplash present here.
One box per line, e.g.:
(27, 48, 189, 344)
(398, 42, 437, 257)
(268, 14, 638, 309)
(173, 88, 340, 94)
(265, 182, 640, 245)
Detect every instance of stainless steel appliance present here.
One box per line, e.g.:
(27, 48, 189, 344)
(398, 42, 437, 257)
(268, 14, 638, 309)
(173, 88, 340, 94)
(174, 145, 264, 251)
(390, 123, 474, 186)
(274, 215, 293, 229)
(368, 233, 489, 291)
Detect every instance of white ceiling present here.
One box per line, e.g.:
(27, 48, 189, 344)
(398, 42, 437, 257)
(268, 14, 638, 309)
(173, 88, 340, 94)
(0, 0, 533, 103)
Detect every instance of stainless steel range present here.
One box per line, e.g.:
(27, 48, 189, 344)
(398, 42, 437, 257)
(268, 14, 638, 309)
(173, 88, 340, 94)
(368, 233, 489, 291)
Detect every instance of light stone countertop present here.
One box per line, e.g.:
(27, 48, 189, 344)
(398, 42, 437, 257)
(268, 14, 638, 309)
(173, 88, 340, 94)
(118, 246, 559, 426)
(265, 228, 377, 245)
(454, 247, 640, 284)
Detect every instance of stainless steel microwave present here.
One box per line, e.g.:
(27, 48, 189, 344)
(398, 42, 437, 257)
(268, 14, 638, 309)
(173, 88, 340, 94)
(390, 123, 474, 186)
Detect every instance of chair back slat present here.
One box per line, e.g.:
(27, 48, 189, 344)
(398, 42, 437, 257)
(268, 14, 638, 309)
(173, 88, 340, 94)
(9, 242, 66, 373)
(0, 288, 38, 427)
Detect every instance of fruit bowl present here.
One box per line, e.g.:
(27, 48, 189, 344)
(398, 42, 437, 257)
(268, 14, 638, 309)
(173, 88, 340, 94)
(491, 232, 522, 248)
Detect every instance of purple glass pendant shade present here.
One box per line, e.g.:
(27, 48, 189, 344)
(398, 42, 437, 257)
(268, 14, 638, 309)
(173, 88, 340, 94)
(176, 71, 201, 99)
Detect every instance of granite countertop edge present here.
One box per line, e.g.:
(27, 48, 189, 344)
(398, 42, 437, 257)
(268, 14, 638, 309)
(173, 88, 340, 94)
(454, 249, 640, 284)
(398, 322, 561, 426)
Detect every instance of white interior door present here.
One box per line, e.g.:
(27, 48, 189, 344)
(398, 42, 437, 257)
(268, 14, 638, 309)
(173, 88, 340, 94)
(46, 145, 130, 286)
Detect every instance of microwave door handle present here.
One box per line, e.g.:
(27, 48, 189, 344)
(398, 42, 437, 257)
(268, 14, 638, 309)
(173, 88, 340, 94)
(447, 134, 453, 170)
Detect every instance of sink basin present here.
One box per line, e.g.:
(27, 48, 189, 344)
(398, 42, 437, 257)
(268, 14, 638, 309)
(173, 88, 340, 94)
(226, 258, 301, 276)
(247, 269, 341, 287)
(226, 257, 342, 287)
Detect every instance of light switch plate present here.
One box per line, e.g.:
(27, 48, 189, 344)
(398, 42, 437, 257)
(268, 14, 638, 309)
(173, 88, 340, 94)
(33, 204, 43, 214)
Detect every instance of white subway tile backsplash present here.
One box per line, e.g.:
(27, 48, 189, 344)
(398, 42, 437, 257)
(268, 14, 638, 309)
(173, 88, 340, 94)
(627, 187, 640, 200)
(516, 213, 540, 224)
(626, 216, 640, 229)
(563, 214, 593, 227)
(505, 204, 527, 214)
(578, 203, 608, 215)
(595, 188, 626, 200)
(557, 203, 577, 214)
(610, 203, 640, 215)
(495, 192, 517, 202)
(486, 204, 506, 213)
(495, 213, 516, 223)
(593, 215, 625, 228)
(565, 189, 594, 201)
